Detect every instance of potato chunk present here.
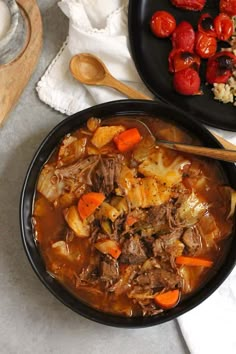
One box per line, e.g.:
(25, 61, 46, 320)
(64, 206, 90, 237)
(91, 126, 125, 148)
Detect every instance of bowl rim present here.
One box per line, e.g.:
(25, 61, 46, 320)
(20, 99, 236, 327)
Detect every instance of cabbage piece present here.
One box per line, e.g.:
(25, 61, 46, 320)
(127, 177, 171, 209)
(64, 206, 90, 237)
(57, 136, 87, 166)
(133, 135, 155, 162)
(178, 265, 204, 294)
(37, 165, 64, 202)
(117, 166, 172, 209)
(52, 241, 69, 256)
(177, 192, 208, 227)
(91, 125, 125, 148)
(197, 213, 220, 247)
(138, 148, 190, 187)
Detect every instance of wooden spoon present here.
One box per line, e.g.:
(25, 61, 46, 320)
(70, 53, 150, 100)
(69, 53, 236, 161)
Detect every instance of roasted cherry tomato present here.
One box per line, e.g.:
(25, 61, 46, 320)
(150, 11, 176, 38)
(168, 48, 201, 73)
(173, 67, 201, 95)
(195, 31, 217, 58)
(206, 51, 236, 84)
(220, 0, 236, 17)
(214, 13, 233, 41)
(198, 13, 216, 37)
(171, 0, 206, 11)
(172, 21, 195, 51)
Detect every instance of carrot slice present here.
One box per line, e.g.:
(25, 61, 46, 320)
(126, 215, 139, 226)
(108, 246, 122, 259)
(95, 239, 121, 259)
(113, 128, 142, 152)
(78, 192, 105, 220)
(154, 289, 180, 309)
(175, 256, 213, 268)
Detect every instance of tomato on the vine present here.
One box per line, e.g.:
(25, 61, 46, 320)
(214, 13, 233, 41)
(195, 31, 217, 59)
(150, 11, 176, 38)
(220, 0, 236, 17)
(172, 21, 195, 51)
(198, 13, 216, 37)
(168, 49, 201, 73)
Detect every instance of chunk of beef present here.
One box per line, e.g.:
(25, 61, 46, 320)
(135, 268, 181, 289)
(182, 227, 202, 255)
(93, 156, 123, 195)
(153, 229, 184, 258)
(100, 255, 119, 284)
(147, 205, 167, 226)
(120, 235, 147, 264)
(138, 301, 164, 317)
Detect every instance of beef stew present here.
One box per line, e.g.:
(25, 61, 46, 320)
(32, 116, 236, 317)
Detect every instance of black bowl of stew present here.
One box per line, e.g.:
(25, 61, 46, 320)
(20, 100, 236, 327)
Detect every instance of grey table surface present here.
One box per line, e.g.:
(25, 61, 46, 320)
(0, 1, 189, 353)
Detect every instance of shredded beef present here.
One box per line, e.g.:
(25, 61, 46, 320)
(93, 156, 123, 195)
(120, 235, 147, 264)
(100, 255, 119, 284)
(147, 205, 167, 226)
(153, 229, 184, 258)
(182, 227, 202, 255)
(135, 268, 181, 289)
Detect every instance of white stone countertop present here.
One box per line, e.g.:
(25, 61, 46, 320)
(0, 1, 189, 353)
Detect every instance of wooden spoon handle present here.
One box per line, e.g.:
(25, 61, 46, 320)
(158, 140, 236, 162)
(106, 76, 152, 100)
(116, 85, 236, 151)
(211, 132, 236, 150)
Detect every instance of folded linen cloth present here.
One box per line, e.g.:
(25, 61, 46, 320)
(36, 0, 152, 114)
(37, 1, 236, 353)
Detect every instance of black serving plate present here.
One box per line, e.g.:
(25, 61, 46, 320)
(20, 100, 236, 327)
(128, 0, 236, 131)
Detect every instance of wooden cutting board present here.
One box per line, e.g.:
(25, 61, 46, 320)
(0, 0, 42, 126)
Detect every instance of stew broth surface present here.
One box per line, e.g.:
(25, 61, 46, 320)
(33, 116, 234, 317)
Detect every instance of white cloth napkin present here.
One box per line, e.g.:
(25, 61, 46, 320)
(36, 1, 236, 353)
(36, 0, 152, 114)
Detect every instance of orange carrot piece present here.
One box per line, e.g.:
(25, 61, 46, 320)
(126, 215, 139, 226)
(175, 256, 213, 268)
(95, 239, 121, 259)
(113, 128, 142, 152)
(78, 192, 105, 220)
(108, 246, 122, 259)
(154, 289, 180, 310)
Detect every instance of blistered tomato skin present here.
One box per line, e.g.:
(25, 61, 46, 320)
(220, 0, 236, 17)
(172, 21, 195, 51)
(195, 31, 217, 59)
(198, 13, 216, 37)
(173, 68, 201, 95)
(150, 11, 176, 38)
(168, 49, 201, 73)
(206, 51, 236, 84)
(214, 13, 233, 41)
(171, 0, 206, 11)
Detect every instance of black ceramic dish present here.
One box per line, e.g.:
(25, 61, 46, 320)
(128, 0, 236, 131)
(20, 100, 236, 327)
